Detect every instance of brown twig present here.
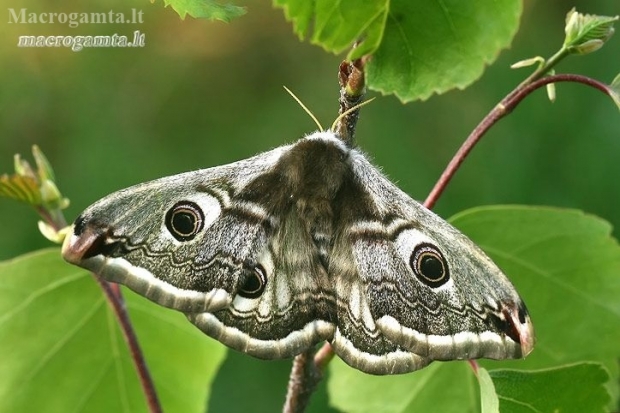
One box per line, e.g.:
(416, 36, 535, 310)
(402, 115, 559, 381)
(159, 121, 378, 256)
(333, 57, 368, 146)
(282, 349, 325, 413)
(313, 342, 336, 370)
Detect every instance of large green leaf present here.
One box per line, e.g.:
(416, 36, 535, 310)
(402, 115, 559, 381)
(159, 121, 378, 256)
(274, 0, 522, 101)
(328, 206, 620, 411)
(328, 360, 478, 413)
(450, 206, 620, 380)
(329, 361, 610, 413)
(0, 249, 226, 413)
(491, 363, 610, 413)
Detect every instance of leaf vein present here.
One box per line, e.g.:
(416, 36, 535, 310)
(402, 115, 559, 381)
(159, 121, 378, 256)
(483, 246, 614, 314)
(21, 296, 105, 384)
(0, 271, 86, 327)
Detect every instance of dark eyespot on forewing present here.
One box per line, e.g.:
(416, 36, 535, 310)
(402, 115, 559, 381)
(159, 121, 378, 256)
(410, 243, 449, 288)
(165, 201, 205, 241)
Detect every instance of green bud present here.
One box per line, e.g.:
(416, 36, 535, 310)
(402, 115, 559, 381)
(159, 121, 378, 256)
(571, 39, 604, 55)
(37, 221, 65, 244)
(546, 68, 556, 102)
(564, 8, 618, 55)
(39, 179, 62, 206)
(610, 73, 620, 111)
(2, 146, 69, 209)
(510, 56, 545, 69)
(33, 145, 56, 182)
(13, 154, 36, 179)
(38, 221, 71, 244)
(546, 83, 556, 102)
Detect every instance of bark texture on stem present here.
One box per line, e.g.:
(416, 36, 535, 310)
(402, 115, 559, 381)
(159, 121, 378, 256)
(282, 349, 324, 413)
(333, 58, 367, 147)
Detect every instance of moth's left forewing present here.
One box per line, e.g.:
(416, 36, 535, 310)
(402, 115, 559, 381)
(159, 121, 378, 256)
(63, 138, 336, 361)
(335, 150, 534, 372)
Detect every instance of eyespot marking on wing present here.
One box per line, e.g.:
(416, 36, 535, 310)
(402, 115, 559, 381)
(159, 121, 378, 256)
(161, 192, 222, 244)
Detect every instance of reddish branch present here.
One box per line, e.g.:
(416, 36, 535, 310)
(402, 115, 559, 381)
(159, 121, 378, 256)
(94, 277, 163, 413)
(283, 349, 324, 413)
(35, 209, 162, 411)
(424, 73, 614, 209)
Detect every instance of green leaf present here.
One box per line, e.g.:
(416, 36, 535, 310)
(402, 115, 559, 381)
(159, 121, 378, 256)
(609, 73, 620, 111)
(273, 0, 315, 42)
(273, 0, 386, 58)
(328, 360, 479, 413)
(274, 0, 523, 101)
(450, 206, 620, 398)
(0, 249, 227, 413)
(491, 363, 611, 413)
(478, 367, 499, 413)
(369, 0, 522, 101)
(161, 0, 246, 22)
(563, 8, 618, 55)
(0, 173, 41, 205)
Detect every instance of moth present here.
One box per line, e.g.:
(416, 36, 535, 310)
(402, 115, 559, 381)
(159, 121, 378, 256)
(62, 129, 534, 375)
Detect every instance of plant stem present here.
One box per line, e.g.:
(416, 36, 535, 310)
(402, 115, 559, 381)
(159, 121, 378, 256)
(282, 349, 324, 413)
(333, 57, 367, 146)
(512, 48, 569, 97)
(314, 342, 336, 370)
(35, 206, 67, 232)
(94, 276, 163, 413)
(424, 73, 613, 209)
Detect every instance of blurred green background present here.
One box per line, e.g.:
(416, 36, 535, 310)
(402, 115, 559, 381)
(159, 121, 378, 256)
(1, 0, 618, 411)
